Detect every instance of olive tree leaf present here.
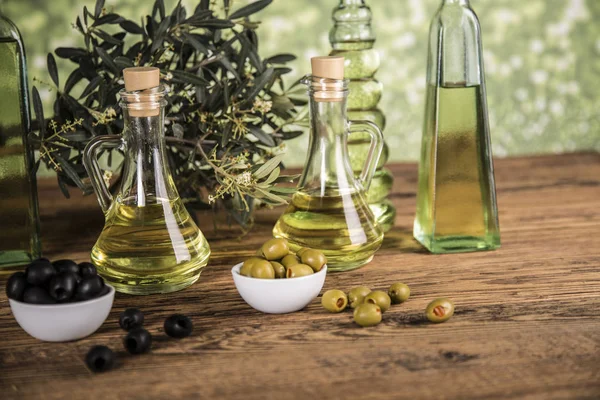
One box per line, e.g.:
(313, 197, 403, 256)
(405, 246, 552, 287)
(54, 155, 87, 192)
(55, 47, 88, 59)
(254, 153, 284, 180)
(119, 20, 144, 34)
(182, 32, 208, 55)
(64, 69, 83, 94)
(265, 53, 296, 64)
(47, 53, 59, 87)
(57, 175, 71, 199)
(95, 47, 120, 75)
(168, 70, 209, 86)
(94, 0, 105, 18)
(92, 14, 123, 26)
(229, 0, 272, 20)
(31, 86, 45, 138)
(247, 125, 275, 147)
(241, 67, 274, 107)
(263, 167, 280, 185)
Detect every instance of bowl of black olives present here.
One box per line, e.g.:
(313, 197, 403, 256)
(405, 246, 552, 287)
(232, 239, 327, 314)
(5, 258, 114, 342)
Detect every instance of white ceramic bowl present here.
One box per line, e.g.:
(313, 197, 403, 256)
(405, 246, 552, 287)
(231, 263, 327, 314)
(8, 285, 115, 342)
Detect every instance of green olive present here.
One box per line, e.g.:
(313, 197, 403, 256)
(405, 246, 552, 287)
(296, 247, 310, 257)
(425, 298, 454, 323)
(321, 289, 348, 313)
(300, 249, 327, 272)
(364, 290, 391, 313)
(240, 257, 264, 276)
(281, 254, 300, 268)
(255, 248, 264, 257)
(353, 303, 382, 327)
(250, 260, 275, 279)
(388, 283, 410, 304)
(270, 261, 286, 279)
(286, 264, 314, 278)
(261, 238, 289, 261)
(347, 286, 371, 309)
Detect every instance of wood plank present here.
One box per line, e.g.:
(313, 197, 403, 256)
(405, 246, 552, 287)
(0, 152, 599, 399)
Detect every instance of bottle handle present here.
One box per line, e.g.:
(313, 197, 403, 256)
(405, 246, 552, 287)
(83, 135, 122, 213)
(348, 120, 384, 191)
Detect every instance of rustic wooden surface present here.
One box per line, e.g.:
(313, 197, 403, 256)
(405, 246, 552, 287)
(1, 153, 599, 400)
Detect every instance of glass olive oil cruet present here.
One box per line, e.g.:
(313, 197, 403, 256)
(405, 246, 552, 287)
(83, 67, 210, 294)
(414, 0, 500, 253)
(0, 7, 41, 269)
(273, 57, 384, 271)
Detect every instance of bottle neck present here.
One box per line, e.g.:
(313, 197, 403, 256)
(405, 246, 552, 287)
(330, 0, 375, 50)
(118, 106, 178, 206)
(299, 93, 356, 194)
(442, 0, 470, 5)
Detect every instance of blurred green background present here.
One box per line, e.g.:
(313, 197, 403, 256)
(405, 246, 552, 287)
(3, 0, 599, 167)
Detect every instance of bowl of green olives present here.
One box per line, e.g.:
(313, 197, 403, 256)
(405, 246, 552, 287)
(6, 258, 115, 342)
(232, 239, 327, 314)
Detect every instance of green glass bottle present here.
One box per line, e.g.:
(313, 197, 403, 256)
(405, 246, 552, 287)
(414, 0, 500, 253)
(329, 0, 396, 232)
(0, 6, 41, 269)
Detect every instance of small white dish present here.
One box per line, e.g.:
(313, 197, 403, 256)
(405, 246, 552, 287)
(8, 285, 115, 342)
(231, 263, 327, 314)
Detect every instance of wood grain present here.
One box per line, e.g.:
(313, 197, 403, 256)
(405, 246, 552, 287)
(0, 153, 599, 400)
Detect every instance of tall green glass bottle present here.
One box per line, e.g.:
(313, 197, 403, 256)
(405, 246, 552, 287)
(0, 6, 41, 269)
(414, 0, 500, 253)
(329, 0, 396, 232)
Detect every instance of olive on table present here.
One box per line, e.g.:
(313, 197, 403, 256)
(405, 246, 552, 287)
(300, 249, 327, 272)
(250, 260, 275, 279)
(5, 272, 27, 301)
(119, 308, 145, 331)
(123, 328, 152, 354)
(270, 261, 286, 279)
(388, 283, 410, 304)
(286, 264, 314, 278)
(240, 257, 264, 277)
(364, 290, 391, 312)
(281, 254, 300, 268)
(347, 286, 371, 309)
(164, 314, 193, 338)
(353, 303, 382, 327)
(321, 289, 348, 313)
(261, 238, 289, 260)
(85, 345, 115, 373)
(425, 298, 455, 323)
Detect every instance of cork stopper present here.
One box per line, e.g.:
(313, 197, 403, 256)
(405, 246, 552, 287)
(123, 67, 160, 92)
(311, 56, 345, 80)
(121, 67, 162, 117)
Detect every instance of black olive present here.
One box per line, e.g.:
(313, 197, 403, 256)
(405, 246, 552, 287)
(79, 262, 97, 278)
(23, 287, 56, 304)
(119, 308, 144, 331)
(48, 272, 78, 302)
(26, 259, 56, 286)
(97, 285, 111, 297)
(164, 314, 193, 338)
(85, 345, 115, 373)
(6, 272, 27, 301)
(76, 276, 104, 301)
(123, 328, 152, 354)
(52, 259, 80, 276)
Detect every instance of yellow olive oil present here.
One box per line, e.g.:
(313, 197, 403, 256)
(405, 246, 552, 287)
(273, 189, 383, 271)
(414, 84, 500, 253)
(91, 197, 210, 294)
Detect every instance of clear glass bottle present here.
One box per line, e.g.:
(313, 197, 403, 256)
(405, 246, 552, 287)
(329, 0, 396, 232)
(414, 0, 500, 253)
(0, 7, 41, 269)
(273, 57, 384, 271)
(83, 67, 210, 294)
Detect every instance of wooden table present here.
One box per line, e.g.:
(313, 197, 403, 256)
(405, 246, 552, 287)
(1, 153, 599, 399)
